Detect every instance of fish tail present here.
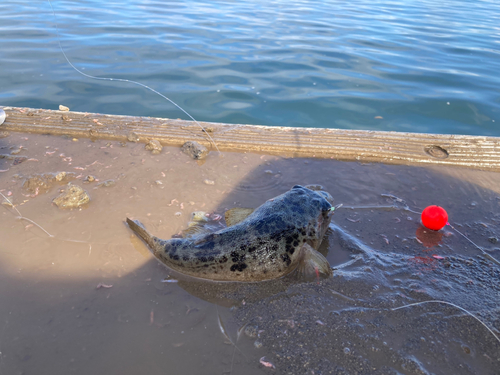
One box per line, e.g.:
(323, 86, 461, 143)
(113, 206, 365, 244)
(126, 218, 155, 248)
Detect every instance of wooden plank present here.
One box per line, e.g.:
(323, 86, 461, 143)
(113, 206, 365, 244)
(1, 106, 500, 171)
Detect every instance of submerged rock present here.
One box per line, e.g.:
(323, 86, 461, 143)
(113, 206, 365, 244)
(145, 139, 162, 154)
(97, 179, 116, 188)
(53, 183, 90, 209)
(23, 172, 76, 193)
(181, 141, 209, 160)
(127, 132, 140, 142)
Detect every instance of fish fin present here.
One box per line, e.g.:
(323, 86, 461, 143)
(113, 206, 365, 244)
(181, 223, 212, 238)
(293, 243, 332, 281)
(126, 218, 155, 248)
(224, 207, 254, 226)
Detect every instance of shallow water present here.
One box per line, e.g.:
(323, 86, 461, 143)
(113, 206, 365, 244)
(1, 0, 500, 135)
(0, 133, 499, 374)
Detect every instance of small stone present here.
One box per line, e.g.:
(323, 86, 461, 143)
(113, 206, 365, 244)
(55, 172, 67, 181)
(10, 148, 22, 155)
(181, 141, 209, 160)
(155, 180, 163, 185)
(145, 139, 162, 154)
(62, 114, 71, 121)
(488, 237, 498, 244)
(84, 175, 96, 183)
(0, 109, 6, 125)
(53, 184, 90, 209)
(72, 138, 78, 142)
(254, 340, 263, 349)
(127, 132, 140, 142)
(98, 179, 116, 188)
(203, 179, 215, 185)
(59, 105, 70, 111)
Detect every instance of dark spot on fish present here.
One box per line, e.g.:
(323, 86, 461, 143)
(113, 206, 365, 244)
(219, 256, 228, 263)
(199, 256, 207, 263)
(271, 233, 282, 242)
(208, 256, 214, 262)
(230, 263, 248, 272)
(281, 253, 291, 266)
(171, 254, 179, 261)
(248, 246, 256, 253)
(293, 241, 299, 247)
(203, 264, 209, 268)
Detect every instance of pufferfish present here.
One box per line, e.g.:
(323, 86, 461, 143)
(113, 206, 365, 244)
(126, 185, 335, 281)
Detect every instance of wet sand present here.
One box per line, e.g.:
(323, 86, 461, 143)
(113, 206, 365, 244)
(0, 132, 499, 374)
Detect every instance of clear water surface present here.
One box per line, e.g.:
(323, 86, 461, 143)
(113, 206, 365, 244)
(1, 0, 500, 135)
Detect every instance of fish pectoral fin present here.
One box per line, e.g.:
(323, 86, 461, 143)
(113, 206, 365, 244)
(224, 207, 254, 227)
(293, 243, 332, 281)
(181, 223, 212, 239)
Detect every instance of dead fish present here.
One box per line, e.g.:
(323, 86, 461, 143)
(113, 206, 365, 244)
(126, 185, 334, 281)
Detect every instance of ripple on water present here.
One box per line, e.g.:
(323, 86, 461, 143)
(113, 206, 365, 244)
(234, 169, 284, 192)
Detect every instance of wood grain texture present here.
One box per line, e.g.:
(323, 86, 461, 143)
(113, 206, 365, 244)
(1, 106, 500, 171)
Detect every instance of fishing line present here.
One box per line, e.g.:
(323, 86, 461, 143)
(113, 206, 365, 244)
(46, 0, 221, 154)
(392, 300, 500, 345)
(0, 191, 109, 247)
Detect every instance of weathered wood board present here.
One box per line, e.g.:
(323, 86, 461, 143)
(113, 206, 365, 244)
(1, 106, 500, 171)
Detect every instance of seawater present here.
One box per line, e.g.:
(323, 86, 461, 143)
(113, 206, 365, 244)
(1, 0, 499, 135)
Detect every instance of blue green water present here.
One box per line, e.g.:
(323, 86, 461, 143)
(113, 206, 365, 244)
(1, 0, 500, 135)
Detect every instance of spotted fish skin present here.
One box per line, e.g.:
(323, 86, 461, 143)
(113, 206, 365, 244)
(126, 185, 334, 281)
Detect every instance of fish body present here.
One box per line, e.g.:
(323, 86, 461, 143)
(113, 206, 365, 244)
(127, 185, 334, 281)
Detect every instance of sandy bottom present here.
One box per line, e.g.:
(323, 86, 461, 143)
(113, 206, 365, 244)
(0, 132, 499, 375)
